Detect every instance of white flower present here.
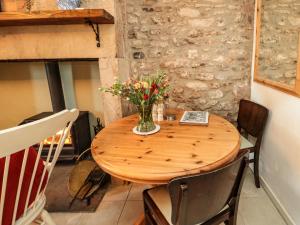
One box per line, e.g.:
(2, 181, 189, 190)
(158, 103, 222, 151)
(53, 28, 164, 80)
(134, 82, 141, 89)
(142, 82, 149, 88)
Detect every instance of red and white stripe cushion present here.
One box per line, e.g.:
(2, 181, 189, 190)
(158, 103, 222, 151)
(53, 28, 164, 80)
(0, 147, 48, 225)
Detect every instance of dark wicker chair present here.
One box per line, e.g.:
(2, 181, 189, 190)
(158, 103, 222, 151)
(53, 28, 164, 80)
(237, 99, 269, 188)
(143, 150, 249, 225)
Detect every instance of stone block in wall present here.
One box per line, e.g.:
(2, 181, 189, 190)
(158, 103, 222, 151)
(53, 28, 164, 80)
(124, 0, 254, 120)
(31, 0, 57, 10)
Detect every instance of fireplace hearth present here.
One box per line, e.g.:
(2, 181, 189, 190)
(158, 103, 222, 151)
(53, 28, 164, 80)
(19, 61, 92, 162)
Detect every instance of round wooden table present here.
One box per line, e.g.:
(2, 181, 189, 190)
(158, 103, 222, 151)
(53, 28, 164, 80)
(92, 109, 241, 185)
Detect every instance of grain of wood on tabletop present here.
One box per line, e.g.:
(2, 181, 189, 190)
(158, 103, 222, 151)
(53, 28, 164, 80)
(92, 109, 241, 184)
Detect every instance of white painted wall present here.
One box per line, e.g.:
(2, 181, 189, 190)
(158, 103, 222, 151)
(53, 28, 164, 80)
(0, 61, 103, 134)
(251, 1, 300, 224)
(0, 62, 52, 129)
(71, 61, 104, 137)
(251, 84, 300, 224)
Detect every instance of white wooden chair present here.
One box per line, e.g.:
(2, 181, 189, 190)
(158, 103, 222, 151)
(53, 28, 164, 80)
(0, 109, 79, 225)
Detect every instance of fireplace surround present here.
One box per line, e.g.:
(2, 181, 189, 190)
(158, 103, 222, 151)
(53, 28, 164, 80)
(0, 0, 129, 126)
(19, 61, 92, 161)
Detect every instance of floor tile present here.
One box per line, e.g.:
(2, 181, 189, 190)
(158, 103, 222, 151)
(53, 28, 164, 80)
(48, 167, 286, 225)
(127, 183, 152, 201)
(239, 195, 286, 225)
(102, 183, 132, 202)
(237, 212, 247, 225)
(50, 212, 82, 225)
(239, 169, 286, 225)
(117, 201, 144, 225)
(241, 168, 265, 198)
(78, 201, 125, 225)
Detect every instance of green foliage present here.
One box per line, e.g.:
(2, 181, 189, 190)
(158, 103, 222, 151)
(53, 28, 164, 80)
(99, 70, 170, 107)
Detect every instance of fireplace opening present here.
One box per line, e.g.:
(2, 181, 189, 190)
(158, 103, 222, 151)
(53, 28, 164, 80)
(20, 110, 91, 162)
(0, 60, 102, 162)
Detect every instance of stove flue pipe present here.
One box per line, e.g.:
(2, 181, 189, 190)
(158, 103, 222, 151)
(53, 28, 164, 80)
(45, 61, 66, 113)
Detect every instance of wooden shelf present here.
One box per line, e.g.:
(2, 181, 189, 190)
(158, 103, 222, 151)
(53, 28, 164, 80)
(0, 9, 114, 26)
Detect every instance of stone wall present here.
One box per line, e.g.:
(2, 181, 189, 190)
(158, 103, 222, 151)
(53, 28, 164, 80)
(259, 0, 300, 86)
(125, 0, 255, 120)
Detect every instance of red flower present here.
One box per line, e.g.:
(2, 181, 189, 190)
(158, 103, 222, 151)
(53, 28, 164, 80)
(154, 89, 159, 94)
(143, 94, 149, 100)
(151, 83, 158, 90)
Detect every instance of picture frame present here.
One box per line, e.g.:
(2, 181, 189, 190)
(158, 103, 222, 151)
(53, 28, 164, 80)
(179, 111, 209, 126)
(254, 0, 300, 97)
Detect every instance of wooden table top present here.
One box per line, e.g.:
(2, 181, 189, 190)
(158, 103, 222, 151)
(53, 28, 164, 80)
(92, 109, 241, 184)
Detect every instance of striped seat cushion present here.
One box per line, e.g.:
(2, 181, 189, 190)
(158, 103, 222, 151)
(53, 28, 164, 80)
(0, 147, 48, 225)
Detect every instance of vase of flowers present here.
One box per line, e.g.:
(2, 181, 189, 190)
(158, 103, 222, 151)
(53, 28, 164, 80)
(100, 71, 169, 134)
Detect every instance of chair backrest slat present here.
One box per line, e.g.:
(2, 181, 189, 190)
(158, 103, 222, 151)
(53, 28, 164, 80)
(0, 109, 79, 225)
(34, 135, 56, 209)
(0, 110, 78, 157)
(237, 99, 269, 138)
(168, 151, 249, 225)
(24, 142, 43, 213)
(11, 148, 29, 225)
(48, 126, 70, 177)
(0, 156, 10, 223)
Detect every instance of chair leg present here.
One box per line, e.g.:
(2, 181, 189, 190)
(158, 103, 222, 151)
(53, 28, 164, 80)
(224, 211, 238, 225)
(40, 210, 56, 225)
(225, 215, 236, 225)
(224, 219, 232, 225)
(254, 152, 261, 188)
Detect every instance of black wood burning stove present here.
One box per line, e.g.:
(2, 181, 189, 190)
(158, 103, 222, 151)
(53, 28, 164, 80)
(19, 61, 91, 162)
(20, 111, 91, 161)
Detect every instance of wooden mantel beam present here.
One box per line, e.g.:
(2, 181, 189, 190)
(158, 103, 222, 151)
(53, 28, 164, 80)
(0, 9, 114, 26)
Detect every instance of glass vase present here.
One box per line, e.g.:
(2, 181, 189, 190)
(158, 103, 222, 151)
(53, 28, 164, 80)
(136, 104, 156, 133)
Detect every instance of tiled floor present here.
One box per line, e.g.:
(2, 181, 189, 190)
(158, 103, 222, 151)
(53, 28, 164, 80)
(50, 168, 287, 225)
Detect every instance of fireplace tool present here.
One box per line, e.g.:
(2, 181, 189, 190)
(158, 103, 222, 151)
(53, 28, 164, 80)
(68, 120, 109, 208)
(68, 147, 110, 208)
